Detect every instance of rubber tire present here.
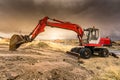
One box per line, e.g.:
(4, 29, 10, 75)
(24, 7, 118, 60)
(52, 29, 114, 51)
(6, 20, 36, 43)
(79, 48, 92, 59)
(99, 48, 109, 57)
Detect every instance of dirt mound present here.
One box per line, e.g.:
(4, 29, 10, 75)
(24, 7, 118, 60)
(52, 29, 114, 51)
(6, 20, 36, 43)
(21, 40, 74, 52)
(22, 41, 50, 49)
(48, 67, 93, 80)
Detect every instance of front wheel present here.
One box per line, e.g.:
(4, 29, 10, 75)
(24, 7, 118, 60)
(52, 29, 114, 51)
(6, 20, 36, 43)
(79, 48, 92, 59)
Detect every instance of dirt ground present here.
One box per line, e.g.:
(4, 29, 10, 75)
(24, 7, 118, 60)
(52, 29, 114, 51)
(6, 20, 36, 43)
(0, 40, 120, 80)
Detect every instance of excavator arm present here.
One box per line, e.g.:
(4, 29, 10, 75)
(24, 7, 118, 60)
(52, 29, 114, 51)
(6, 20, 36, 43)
(9, 16, 84, 51)
(29, 16, 83, 43)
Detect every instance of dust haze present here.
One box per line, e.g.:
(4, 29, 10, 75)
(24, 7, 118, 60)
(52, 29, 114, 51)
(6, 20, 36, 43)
(0, 0, 120, 40)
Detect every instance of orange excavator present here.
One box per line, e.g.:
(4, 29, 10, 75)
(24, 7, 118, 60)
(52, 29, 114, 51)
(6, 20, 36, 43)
(9, 16, 112, 59)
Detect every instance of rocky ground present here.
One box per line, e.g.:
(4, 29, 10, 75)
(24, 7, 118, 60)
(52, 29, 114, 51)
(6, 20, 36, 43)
(0, 39, 120, 80)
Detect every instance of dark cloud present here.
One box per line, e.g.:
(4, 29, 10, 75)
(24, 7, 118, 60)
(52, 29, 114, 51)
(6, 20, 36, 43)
(1, 0, 120, 19)
(2, 0, 120, 17)
(0, 0, 120, 40)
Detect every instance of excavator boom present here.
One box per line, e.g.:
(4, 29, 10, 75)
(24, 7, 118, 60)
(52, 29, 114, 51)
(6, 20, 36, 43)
(9, 16, 84, 51)
(30, 17, 83, 41)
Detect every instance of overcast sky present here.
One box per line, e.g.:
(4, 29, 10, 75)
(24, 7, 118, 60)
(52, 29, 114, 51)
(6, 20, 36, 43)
(0, 0, 120, 40)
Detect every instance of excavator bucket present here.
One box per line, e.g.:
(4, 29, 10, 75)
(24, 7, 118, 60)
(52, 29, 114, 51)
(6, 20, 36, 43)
(9, 34, 25, 51)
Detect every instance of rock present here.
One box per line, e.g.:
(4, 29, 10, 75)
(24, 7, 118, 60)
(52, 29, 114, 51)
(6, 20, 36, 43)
(6, 72, 19, 80)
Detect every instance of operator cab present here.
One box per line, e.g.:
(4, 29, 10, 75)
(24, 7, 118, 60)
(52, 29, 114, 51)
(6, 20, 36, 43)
(83, 26, 100, 44)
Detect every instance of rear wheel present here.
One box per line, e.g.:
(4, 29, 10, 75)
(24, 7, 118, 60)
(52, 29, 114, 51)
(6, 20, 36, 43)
(99, 48, 109, 57)
(79, 48, 92, 59)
